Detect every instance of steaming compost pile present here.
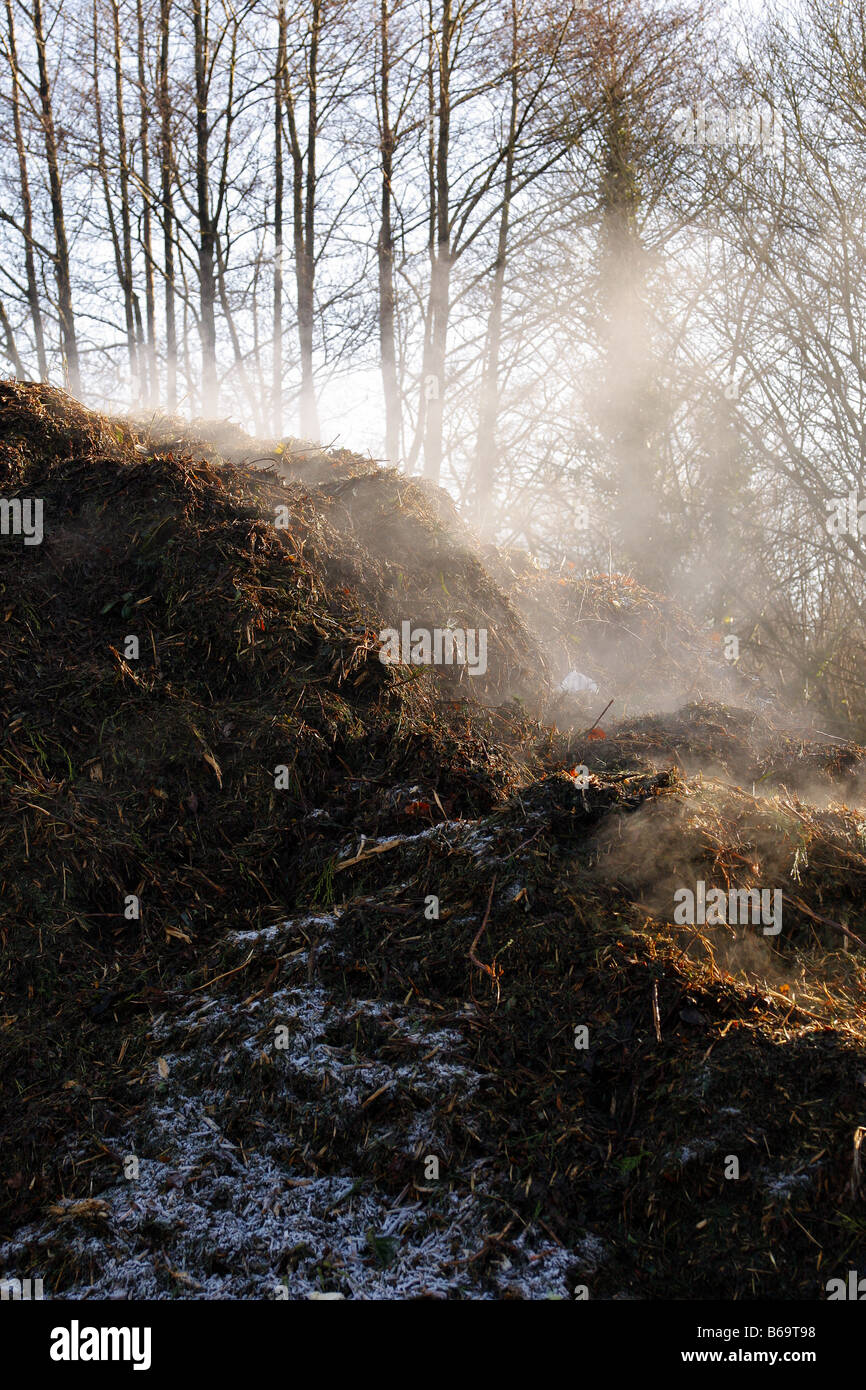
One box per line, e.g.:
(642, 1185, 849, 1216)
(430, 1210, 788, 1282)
(2, 381, 865, 1300)
(508, 567, 758, 717)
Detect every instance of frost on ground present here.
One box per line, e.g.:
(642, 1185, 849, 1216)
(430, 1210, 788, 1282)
(0, 913, 603, 1299)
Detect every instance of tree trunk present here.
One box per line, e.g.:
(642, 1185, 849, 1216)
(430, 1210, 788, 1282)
(377, 0, 400, 464)
(193, 0, 218, 415)
(136, 0, 157, 406)
(474, 0, 518, 534)
(158, 0, 177, 407)
(93, 1, 135, 386)
(299, 0, 320, 438)
(283, 0, 321, 439)
(422, 0, 453, 484)
(273, 0, 286, 436)
(6, 0, 47, 379)
(110, 0, 139, 394)
(406, 1, 439, 474)
(0, 299, 25, 376)
(31, 0, 80, 393)
(596, 85, 661, 586)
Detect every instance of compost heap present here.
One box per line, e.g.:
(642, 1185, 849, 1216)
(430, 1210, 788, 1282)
(1, 380, 865, 1300)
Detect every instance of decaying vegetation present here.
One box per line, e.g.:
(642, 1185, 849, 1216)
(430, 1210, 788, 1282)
(1, 382, 864, 1299)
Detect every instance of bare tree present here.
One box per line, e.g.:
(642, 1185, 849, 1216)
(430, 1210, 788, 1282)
(3, 0, 47, 377)
(30, 0, 80, 392)
(282, 0, 322, 438)
(273, 0, 287, 434)
(375, 0, 400, 463)
(157, 0, 178, 406)
(135, 0, 157, 403)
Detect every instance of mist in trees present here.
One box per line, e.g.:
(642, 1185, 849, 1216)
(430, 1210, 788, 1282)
(2, 0, 866, 733)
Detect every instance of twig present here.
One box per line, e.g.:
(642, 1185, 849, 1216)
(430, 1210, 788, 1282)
(651, 981, 662, 1044)
(781, 893, 866, 951)
(582, 698, 614, 737)
(469, 877, 500, 988)
(333, 837, 404, 872)
(189, 951, 254, 993)
(846, 1126, 865, 1200)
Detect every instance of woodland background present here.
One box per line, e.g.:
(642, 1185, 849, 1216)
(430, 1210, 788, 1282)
(3, 0, 866, 731)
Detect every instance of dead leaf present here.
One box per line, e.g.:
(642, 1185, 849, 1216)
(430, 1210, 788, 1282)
(49, 1198, 109, 1220)
(202, 750, 222, 786)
